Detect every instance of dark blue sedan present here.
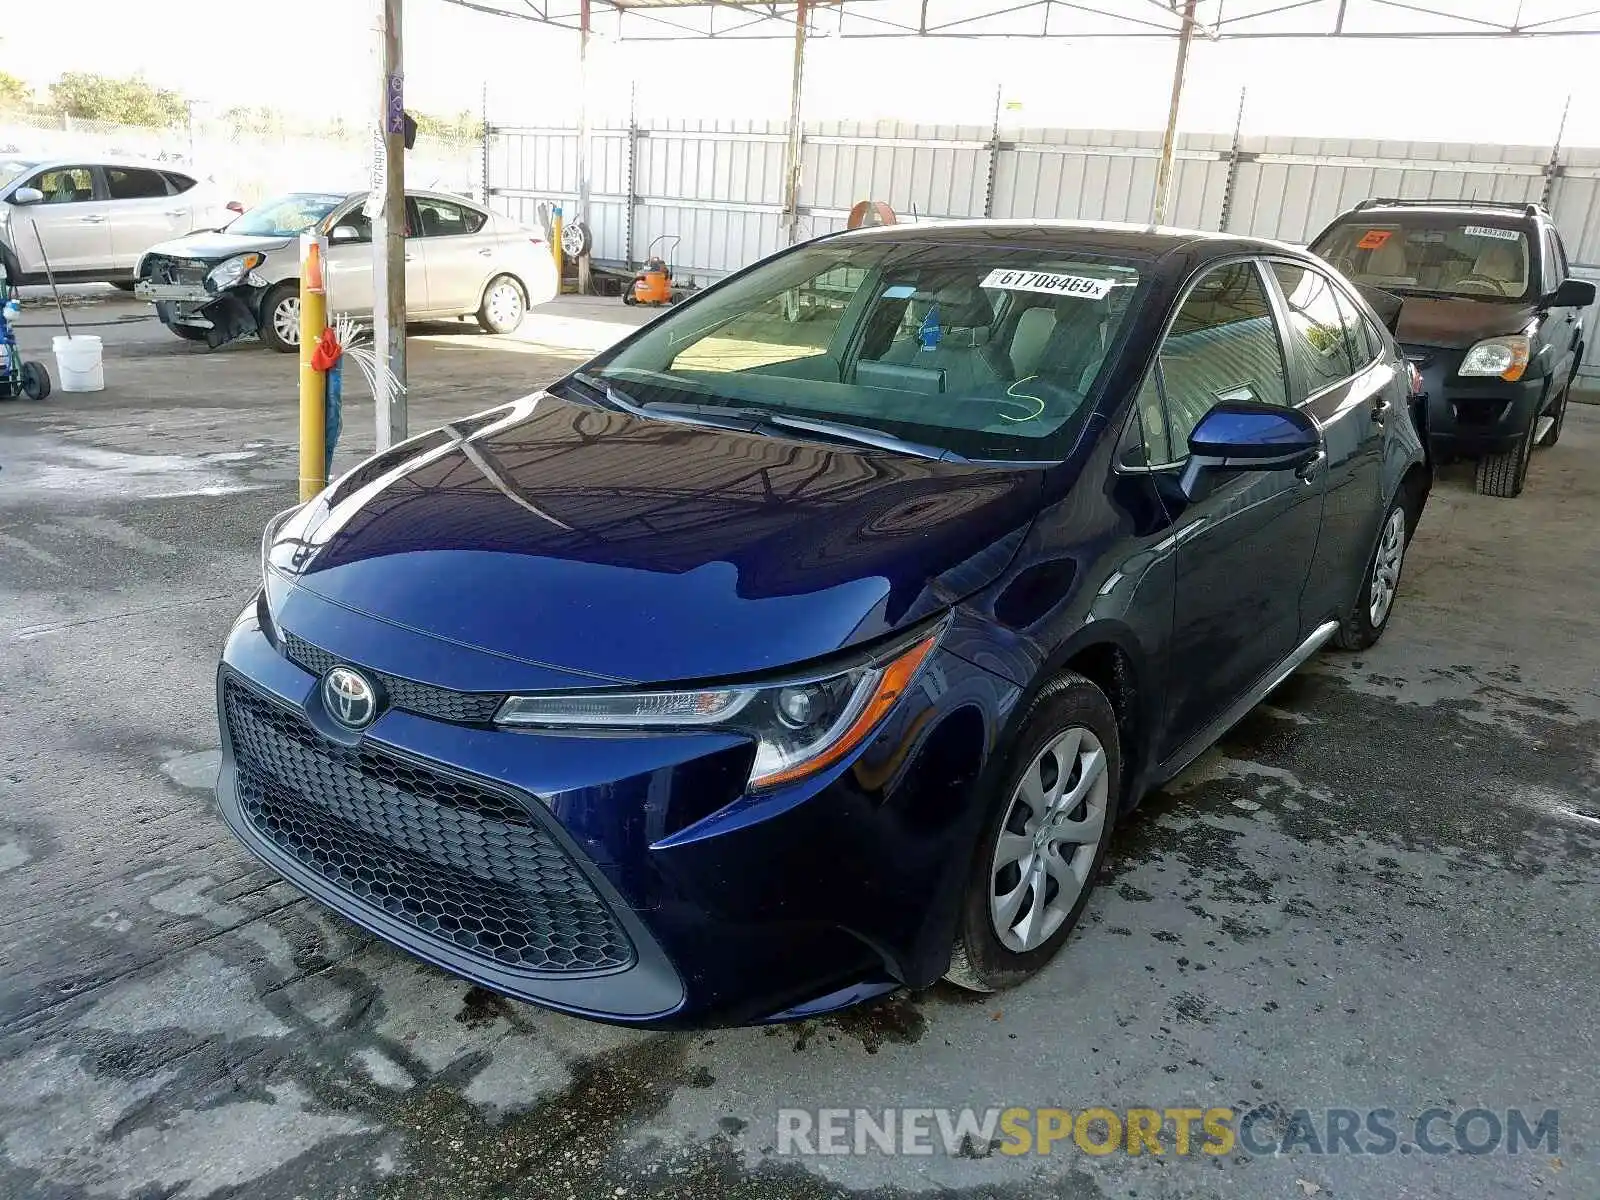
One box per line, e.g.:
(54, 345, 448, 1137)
(218, 223, 1429, 1027)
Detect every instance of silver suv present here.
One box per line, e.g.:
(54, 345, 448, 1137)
(0, 156, 237, 288)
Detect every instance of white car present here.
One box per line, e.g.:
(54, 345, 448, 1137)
(0, 156, 239, 288)
(134, 189, 559, 351)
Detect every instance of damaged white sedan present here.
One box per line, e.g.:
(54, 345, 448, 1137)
(134, 189, 557, 351)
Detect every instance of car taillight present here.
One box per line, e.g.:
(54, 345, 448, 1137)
(226, 201, 244, 214)
(1407, 362, 1424, 397)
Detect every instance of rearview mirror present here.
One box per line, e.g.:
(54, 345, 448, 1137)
(1180, 401, 1321, 500)
(330, 224, 363, 244)
(10, 186, 43, 206)
(1547, 278, 1595, 309)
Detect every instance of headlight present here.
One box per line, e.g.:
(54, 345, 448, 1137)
(207, 252, 265, 290)
(260, 503, 310, 618)
(1459, 335, 1530, 382)
(495, 626, 943, 790)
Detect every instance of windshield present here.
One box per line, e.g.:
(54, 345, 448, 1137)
(1314, 218, 1532, 301)
(228, 192, 347, 238)
(588, 238, 1143, 461)
(1, 160, 38, 191)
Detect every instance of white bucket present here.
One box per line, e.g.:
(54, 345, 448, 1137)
(53, 334, 104, 392)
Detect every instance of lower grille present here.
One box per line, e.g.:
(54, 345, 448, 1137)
(1453, 397, 1510, 426)
(223, 679, 633, 974)
(282, 632, 504, 725)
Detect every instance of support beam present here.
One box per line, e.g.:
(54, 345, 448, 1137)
(371, 0, 408, 450)
(1152, 0, 1197, 226)
(576, 0, 593, 294)
(781, 0, 810, 244)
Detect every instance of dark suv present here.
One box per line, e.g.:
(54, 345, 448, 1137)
(1310, 198, 1593, 497)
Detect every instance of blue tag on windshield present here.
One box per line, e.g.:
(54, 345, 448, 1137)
(918, 306, 942, 351)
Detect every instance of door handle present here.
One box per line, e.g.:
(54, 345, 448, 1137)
(78, 214, 107, 223)
(163, 208, 187, 217)
(478, 247, 493, 257)
(1296, 450, 1326, 484)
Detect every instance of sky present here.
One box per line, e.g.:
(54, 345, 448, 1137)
(3, 0, 1599, 146)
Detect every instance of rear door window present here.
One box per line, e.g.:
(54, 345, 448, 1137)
(413, 197, 488, 237)
(1271, 262, 1361, 393)
(105, 167, 170, 200)
(161, 171, 197, 194)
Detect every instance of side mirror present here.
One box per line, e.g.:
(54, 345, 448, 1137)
(329, 224, 363, 244)
(10, 186, 44, 206)
(1546, 278, 1595, 309)
(1180, 401, 1321, 500)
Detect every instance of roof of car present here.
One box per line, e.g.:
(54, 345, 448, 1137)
(831, 219, 1306, 264)
(1339, 199, 1545, 221)
(19, 155, 199, 174)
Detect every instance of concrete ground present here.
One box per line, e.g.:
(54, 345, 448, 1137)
(1, 293, 1596, 1200)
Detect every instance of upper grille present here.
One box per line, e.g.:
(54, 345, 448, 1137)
(141, 253, 209, 287)
(282, 632, 505, 725)
(223, 679, 634, 975)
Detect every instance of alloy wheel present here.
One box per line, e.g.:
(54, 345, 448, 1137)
(273, 295, 301, 347)
(1368, 506, 1407, 628)
(989, 726, 1109, 953)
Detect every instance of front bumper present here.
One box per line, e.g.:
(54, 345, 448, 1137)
(216, 594, 1012, 1027)
(1406, 344, 1546, 457)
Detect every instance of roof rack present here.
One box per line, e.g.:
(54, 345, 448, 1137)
(1353, 197, 1545, 218)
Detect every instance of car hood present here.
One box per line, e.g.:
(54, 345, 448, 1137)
(276, 394, 1046, 685)
(142, 230, 294, 263)
(1396, 296, 1538, 350)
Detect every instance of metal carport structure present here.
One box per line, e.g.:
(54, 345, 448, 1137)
(443, 0, 1600, 252)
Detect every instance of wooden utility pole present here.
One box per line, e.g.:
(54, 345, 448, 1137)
(1152, 0, 1197, 227)
(781, 0, 810, 244)
(371, 0, 407, 450)
(576, 0, 593, 294)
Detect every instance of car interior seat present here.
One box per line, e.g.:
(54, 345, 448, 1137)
(875, 282, 1008, 394)
(1465, 239, 1525, 292)
(1366, 236, 1410, 280)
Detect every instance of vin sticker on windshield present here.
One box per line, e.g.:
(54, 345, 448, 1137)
(1463, 225, 1521, 241)
(981, 269, 1114, 300)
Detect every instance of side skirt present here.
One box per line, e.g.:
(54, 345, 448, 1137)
(1148, 619, 1339, 789)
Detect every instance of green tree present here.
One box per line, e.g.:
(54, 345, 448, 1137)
(412, 109, 484, 143)
(48, 72, 187, 128)
(0, 71, 29, 110)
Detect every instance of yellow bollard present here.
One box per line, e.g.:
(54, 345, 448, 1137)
(298, 233, 329, 501)
(551, 207, 564, 295)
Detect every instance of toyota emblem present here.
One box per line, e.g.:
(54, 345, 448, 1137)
(322, 666, 378, 729)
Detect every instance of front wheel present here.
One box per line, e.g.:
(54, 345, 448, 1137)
(258, 282, 301, 353)
(477, 275, 526, 334)
(1475, 413, 1535, 498)
(1333, 500, 1409, 651)
(945, 673, 1120, 993)
(166, 322, 210, 343)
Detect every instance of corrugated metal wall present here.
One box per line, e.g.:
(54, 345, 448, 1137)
(488, 119, 1600, 375)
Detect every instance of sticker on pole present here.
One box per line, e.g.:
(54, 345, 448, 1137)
(981, 268, 1115, 300)
(1463, 225, 1522, 241)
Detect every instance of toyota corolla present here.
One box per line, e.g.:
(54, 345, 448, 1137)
(218, 222, 1429, 1027)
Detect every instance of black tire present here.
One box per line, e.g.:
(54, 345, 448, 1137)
(1474, 418, 1534, 498)
(165, 322, 210, 343)
(1332, 491, 1414, 651)
(945, 672, 1121, 993)
(109, 280, 137, 292)
(20, 361, 50, 401)
(258, 282, 301, 353)
(476, 274, 526, 335)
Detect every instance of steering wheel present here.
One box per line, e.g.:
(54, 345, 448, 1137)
(1455, 273, 1511, 296)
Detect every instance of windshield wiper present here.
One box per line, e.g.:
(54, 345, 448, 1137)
(562, 373, 757, 432)
(766, 414, 967, 463)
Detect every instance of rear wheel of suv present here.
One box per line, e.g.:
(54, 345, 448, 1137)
(1474, 417, 1534, 498)
(165, 323, 209, 343)
(945, 673, 1120, 993)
